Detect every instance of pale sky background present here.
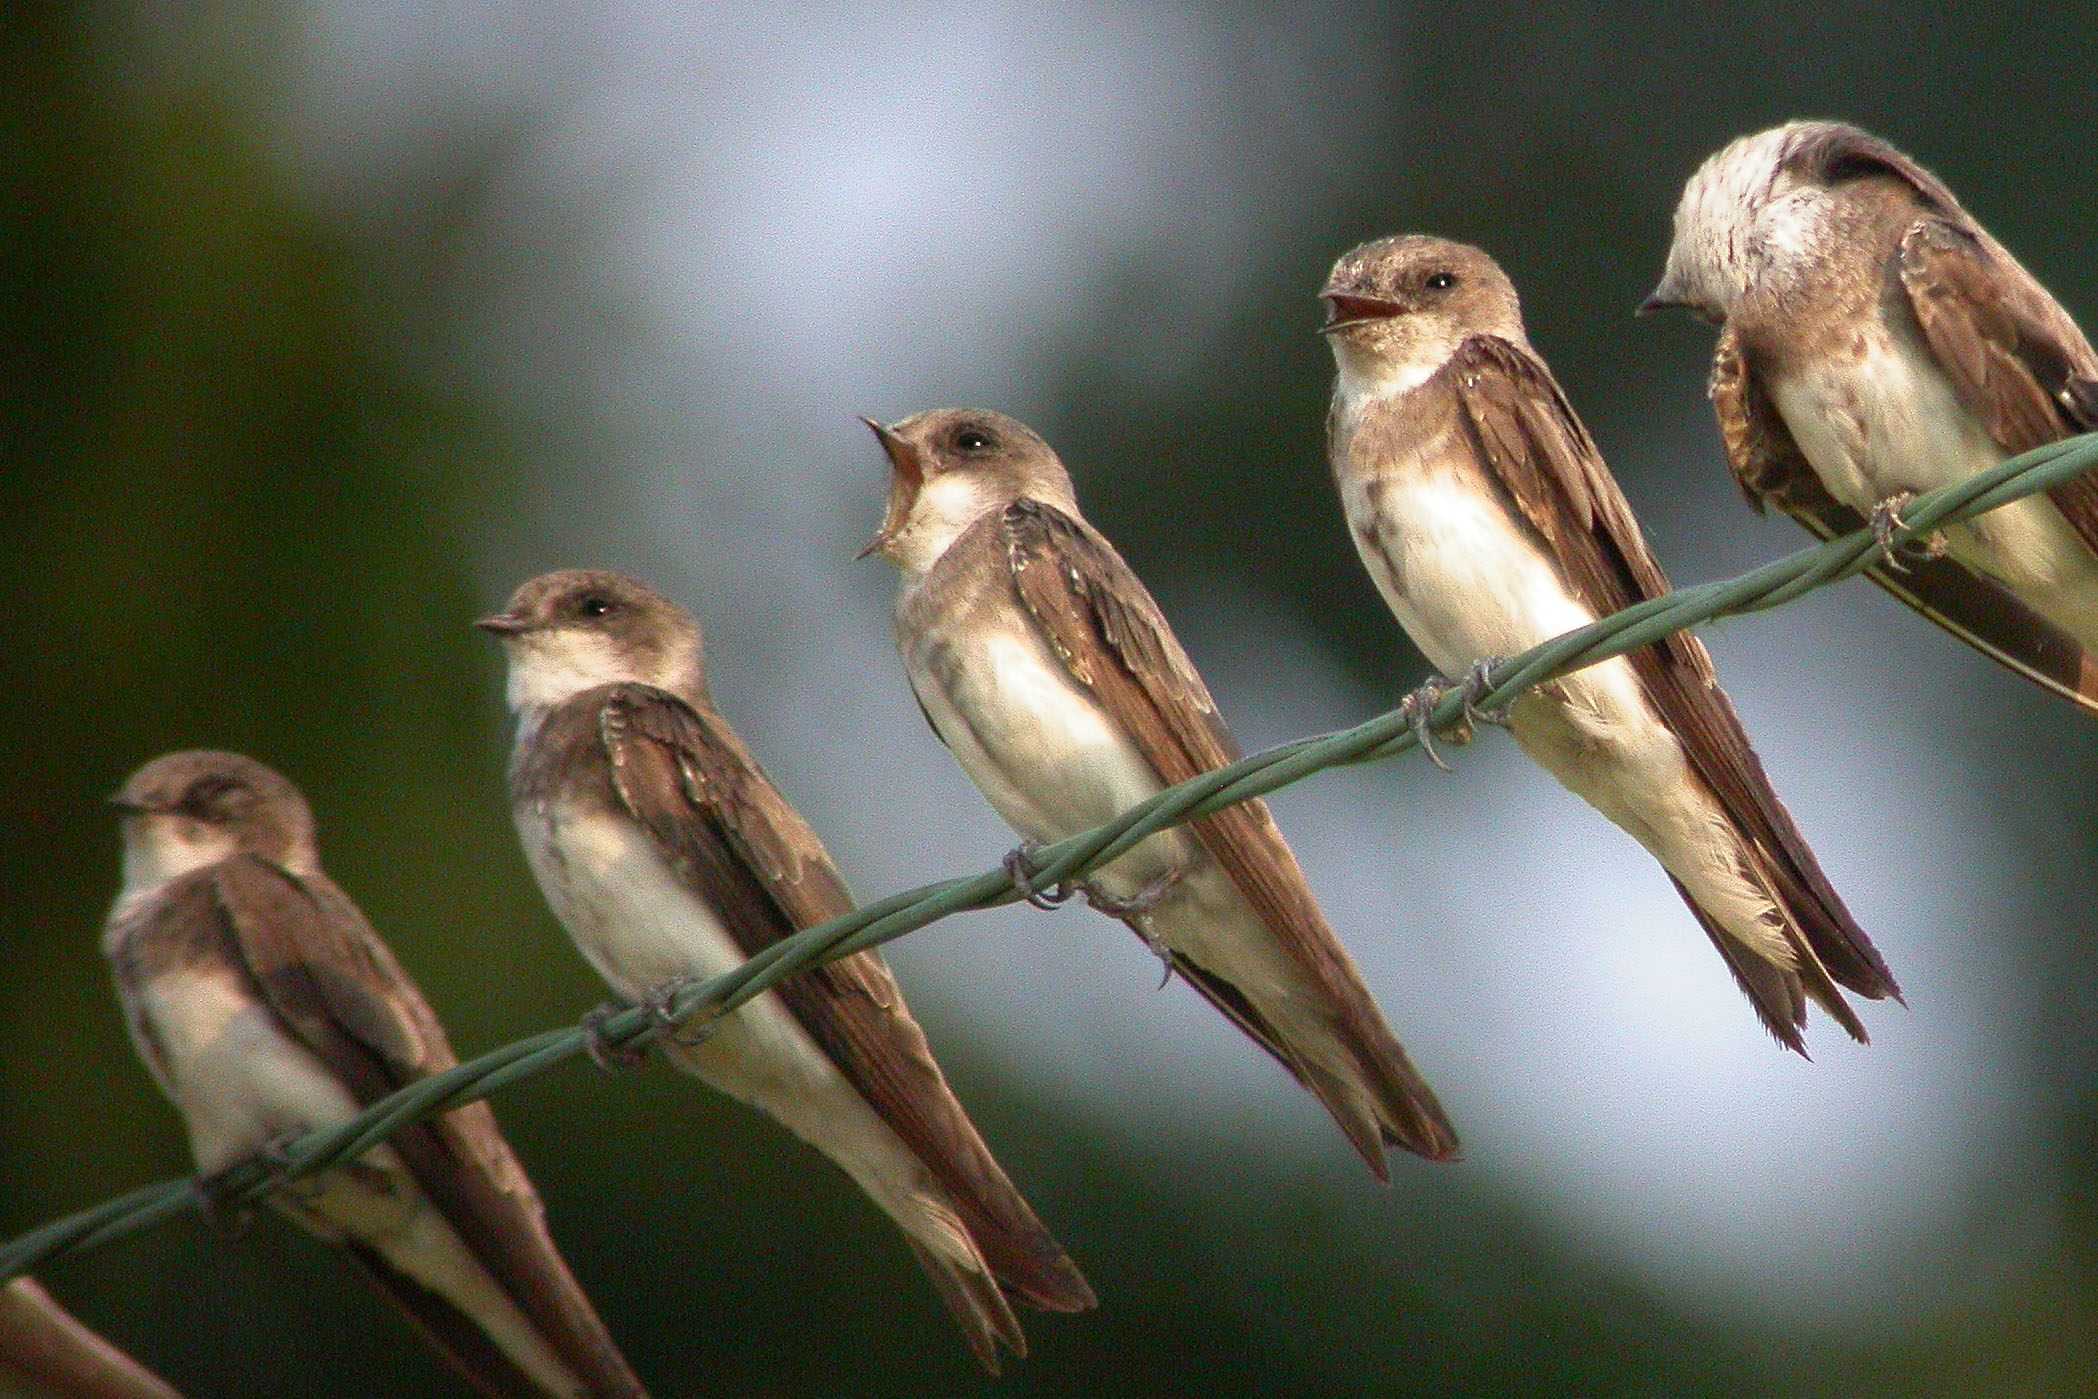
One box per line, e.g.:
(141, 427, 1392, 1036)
(202, 0, 2060, 1325)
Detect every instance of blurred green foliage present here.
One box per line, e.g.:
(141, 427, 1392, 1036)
(6, 2, 2098, 1394)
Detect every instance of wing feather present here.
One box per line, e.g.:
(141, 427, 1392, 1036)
(596, 685, 1093, 1313)
(998, 500, 1457, 1165)
(1447, 335, 1898, 1042)
(207, 857, 650, 1399)
(1711, 323, 2098, 716)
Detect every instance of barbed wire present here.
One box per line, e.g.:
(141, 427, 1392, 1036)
(6, 431, 2095, 1285)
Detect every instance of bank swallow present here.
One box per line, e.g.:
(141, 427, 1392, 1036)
(0, 1278, 183, 1399)
(1647, 119, 2098, 713)
(104, 751, 649, 1399)
(1323, 235, 1901, 1051)
(480, 570, 1093, 1373)
(865, 410, 1458, 1175)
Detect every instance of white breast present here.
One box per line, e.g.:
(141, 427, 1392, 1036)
(130, 964, 366, 1176)
(900, 611, 1197, 889)
(517, 799, 978, 1261)
(1340, 464, 1598, 678)
(1770, 330, 2098, 649)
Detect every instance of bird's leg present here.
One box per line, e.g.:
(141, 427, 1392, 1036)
(1398, 675, 1464, 771)
(195, 1131, 303, 1233)
(642, 974, 721, 1047)
(1459, 657, 1514, 728)
(580, 1001, 651, 1072)
(1082, 867, 1182, 919)
(1869, 491, 1949, 571)
(1004, 840, 1078, 910)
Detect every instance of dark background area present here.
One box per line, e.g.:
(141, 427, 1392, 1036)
(6, 3, 2098, 1394)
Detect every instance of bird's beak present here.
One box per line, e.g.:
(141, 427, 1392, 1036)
(106, 791, 148, 814)
(1637, 268, 1688, 317)
(473, 612, 528, 637)
(1320, 292, 1404, 333)
(858, 417, 923, 562)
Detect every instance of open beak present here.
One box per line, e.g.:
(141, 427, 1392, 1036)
(473, 612, 528, 637)
(857, 416, 923, 561)
(1320, 292, 1404, 333)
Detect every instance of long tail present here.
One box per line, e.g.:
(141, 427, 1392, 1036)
(901, 1233, 1029, 1376)
(1168, 951, 1459, 1180)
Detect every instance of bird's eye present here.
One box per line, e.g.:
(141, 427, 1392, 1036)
(579, 596, 614, 619)
(1425, 272, 1458, 291)
(955, 429, 992, 452)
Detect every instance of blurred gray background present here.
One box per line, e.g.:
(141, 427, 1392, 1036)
(7, 2, 2098, 1393)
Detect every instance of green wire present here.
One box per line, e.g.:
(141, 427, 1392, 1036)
(5, 432, 2094, 1285)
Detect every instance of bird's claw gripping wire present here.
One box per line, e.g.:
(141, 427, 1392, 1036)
(580, 1001, 651, 1073)
(196, 1132, 304, 1233)
(1083, 868, 1181, 920)
(1869, 492, 1948, 572)
(1459, 658, 1514, 728)
(1399, 676, 1475, 772)
(1004, 840, 1079, 910)
(643, 974, 720, 1047)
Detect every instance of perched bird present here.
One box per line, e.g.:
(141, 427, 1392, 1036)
(863, 410, 1458, 1175)
(1645, 119, 2098, 715)
(1321, 235, 1900, 1052)
(103, 751, 649, 1399)
(0, 1277, 184, 1399)
(479, 570, 1093, 1373)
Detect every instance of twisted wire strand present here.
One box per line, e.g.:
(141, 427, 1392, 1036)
(6, 432, 2093, 1284)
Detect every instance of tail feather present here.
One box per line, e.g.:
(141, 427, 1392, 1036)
(1170, 953, 1459, 1175)
(900, 1236, 1027, 1377)
(1668, 876, 1870, 1054)
(338, 1239, 579, 1399)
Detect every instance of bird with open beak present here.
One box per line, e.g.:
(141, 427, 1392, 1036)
(864, 409, 1458, 1177)
(1645, 119, 2098, 716)
(103, 750, 650, 1399)
(478, 569, 1093, 1374)
(1322, 234, 1901, 1053)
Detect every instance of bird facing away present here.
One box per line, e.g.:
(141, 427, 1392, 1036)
(0, 1278, 184, 1399)
(479, 570, 1094, 1374)
(864, 409, 1459, 1176)
(102, 750, 649, 1399)
(1646, 119, 2098, 716)
(1322, 234, 1901, 1053)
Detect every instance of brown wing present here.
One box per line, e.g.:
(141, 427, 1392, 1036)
(998, 498, 1457, 1166)
(1447, 334, 1899, 1041)
(1712, 322, 2098, 716)
(1782, 124, 2098, 553)
(207, 856, 650, 1399)
(0, 1278, 184, 1399)
(1897, 218, 2098, 551)
(596, 684, 1093, 1315)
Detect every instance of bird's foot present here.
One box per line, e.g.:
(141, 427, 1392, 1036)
(580, 1001, 651, 1073)
(1398, 675, 1475, 772)
(643, 974, 719, 1047)
(195, 1133, 299, 1234)
(1004, 840, 1078, 910)
(640, 974, 698, 1028)
(1083, 868, 1182, 919)
(1459, 658, 1514, 728)
(1129, 923, 1179, 989)
(1870, 492, 1948, 571)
